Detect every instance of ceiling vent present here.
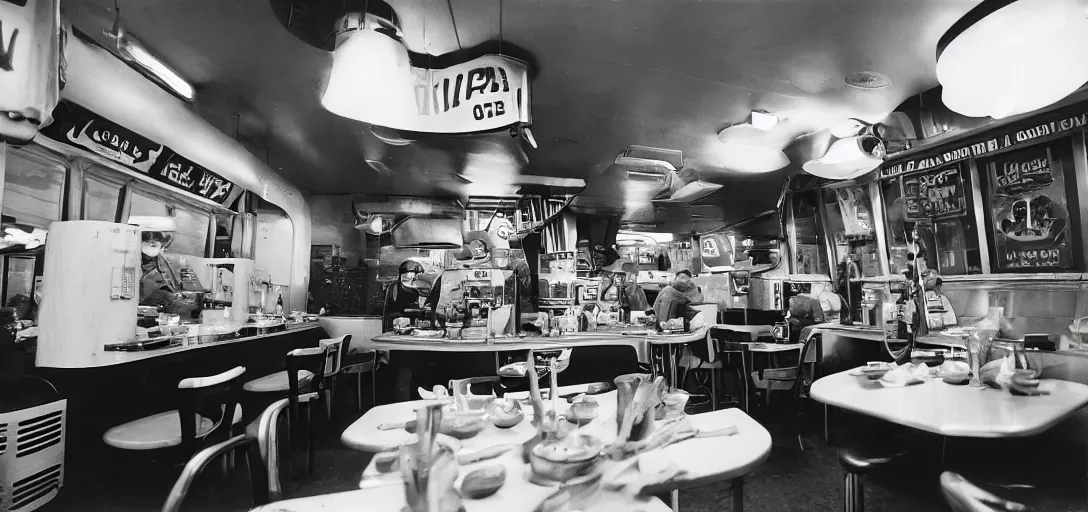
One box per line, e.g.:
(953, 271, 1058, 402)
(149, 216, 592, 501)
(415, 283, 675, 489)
(845, 71, 892, 90)
(366, 160, 394, 175)
(614, 145, 683, 183)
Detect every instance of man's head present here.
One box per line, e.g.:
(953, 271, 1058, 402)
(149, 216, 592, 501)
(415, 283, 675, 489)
(674, 269, 693, 286)
(398, 260, 425, 287)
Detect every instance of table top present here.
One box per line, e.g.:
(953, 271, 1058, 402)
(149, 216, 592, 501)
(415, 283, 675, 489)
(800, 322, 885, 342)
(747, 342, 804, 353)
(645, 327, 709, 345)
(367, 333, 648, 353)
(810, 368, 1088, 438)
(711, 324, 772, 335)
(251, 480, 672, 512)
(345, 391, 772, 495)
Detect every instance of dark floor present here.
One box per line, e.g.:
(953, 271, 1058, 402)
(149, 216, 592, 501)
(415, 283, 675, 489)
(41, 393, 1088, 512)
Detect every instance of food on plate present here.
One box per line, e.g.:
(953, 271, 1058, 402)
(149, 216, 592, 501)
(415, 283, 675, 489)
(566, 400, 600, 424)
(485, 397, 525, 429)
(412, 329, 445, 339)
(459, 464, 506, 499)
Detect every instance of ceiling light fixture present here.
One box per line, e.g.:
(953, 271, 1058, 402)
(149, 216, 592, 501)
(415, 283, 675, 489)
(322, 11, 418, 126)
(802, 135, 884, 180)
(829, 118, 868, 139)
(750, 111, 779, 131)
(105, 25, 195, 102)
(937, 0, 1088, 119)
(371, 126, 415, 146)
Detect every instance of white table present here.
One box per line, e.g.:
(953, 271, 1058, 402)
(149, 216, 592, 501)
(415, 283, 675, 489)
(344, 390, 772, 510)
(810, 369, 1088, 437)
(646, 328, 711, 389)
(250, 482, 673, 512)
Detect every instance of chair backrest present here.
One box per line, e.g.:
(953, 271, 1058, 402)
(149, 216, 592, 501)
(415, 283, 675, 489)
(175, 366, 246, 457)
(793, 333, 822, 398)
(285, 348, 328, 414)
(252, 398, 289, 502)
(318, 335, 352, 378)
(161, 435, 269, 512)
(940, 472, 1029, 512)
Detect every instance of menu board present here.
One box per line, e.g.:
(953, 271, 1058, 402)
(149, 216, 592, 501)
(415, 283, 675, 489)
(902, 166, 967, 221)
(39, 101, 238, 206)
(986, 143, 1073, 271)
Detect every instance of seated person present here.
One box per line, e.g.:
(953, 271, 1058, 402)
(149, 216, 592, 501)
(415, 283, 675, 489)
(904, 270, 958, 331)
(786, 295, 826, 343)
(673, 270, 705, 303)
(652, 277, 707, 332)
(621, 262, 650, 312)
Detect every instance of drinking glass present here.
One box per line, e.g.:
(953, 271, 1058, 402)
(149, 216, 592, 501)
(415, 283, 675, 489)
(967, 330, 982, 387)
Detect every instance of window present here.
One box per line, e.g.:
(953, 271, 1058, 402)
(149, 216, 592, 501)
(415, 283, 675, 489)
(129, 190, 211, 257)
(4, 256, 34, 305)
(3, 147, 66, 230)
(978, 138, 1082, 272)
(791, 192, 829, 275)
(882, 163, 982, 276)
(82, 171, 124, 221)
(823, 187, 880, 277)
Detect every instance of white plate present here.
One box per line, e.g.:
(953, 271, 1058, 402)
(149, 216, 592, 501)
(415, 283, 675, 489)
(879, 376, 924, 388)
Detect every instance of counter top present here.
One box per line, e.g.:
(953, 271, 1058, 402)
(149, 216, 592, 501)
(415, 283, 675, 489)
(367, 332, 649, 353)
(37, 323, 321, 368)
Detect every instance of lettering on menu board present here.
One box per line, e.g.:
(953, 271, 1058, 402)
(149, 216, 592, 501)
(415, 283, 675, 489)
(66, 118, 163, 172)
(150, 153, 235, 202)
(472, 269, 491, 280)
(902, 167, 966, 221)
(433, 64, 510, 121)
(41, 101, 238, 205)
(701, 238, 719, 258)
(882, 110, 1088, 179)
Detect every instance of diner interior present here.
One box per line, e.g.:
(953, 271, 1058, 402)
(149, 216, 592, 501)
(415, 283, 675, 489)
(5, 0, 1088, 511)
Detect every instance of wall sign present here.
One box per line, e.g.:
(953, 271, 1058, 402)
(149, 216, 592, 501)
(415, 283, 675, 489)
(0, 0, 60, 144)
(41, 101, 238, 206)
(985, 143, 1073, 271)
(881, 105, 1088, 179)
(902, 166, 966, 221)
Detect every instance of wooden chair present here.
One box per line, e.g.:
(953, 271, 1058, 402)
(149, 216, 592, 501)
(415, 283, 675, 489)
(103, 367, 245, 461)
(940, 472, 1029, 512)
(247, 398, 291, 501)
(243, 346, 332, 476)
(160, 435, 269, 512)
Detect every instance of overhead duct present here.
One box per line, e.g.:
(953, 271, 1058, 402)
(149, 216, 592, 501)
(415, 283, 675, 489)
(352, 195, 465, 248)
(392, 217, 464, 249)
(59, 21, 311, 309)
(614, 145, 683, 183)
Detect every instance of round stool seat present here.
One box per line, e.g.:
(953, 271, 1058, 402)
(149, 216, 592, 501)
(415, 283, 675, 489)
(103, 403, 243, 450)
(243, 370, 315, 393)
(838, 445, 902, 475)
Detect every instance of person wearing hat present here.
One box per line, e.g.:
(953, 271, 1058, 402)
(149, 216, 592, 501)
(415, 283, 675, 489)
(904, 269, 958, 331)
(129, 216, 186, 310)
(383, 259, 427, 332)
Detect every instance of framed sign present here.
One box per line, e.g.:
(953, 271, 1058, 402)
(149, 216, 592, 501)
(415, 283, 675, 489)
(982, 141, 1077, 271)
(902, 165, 967, 221)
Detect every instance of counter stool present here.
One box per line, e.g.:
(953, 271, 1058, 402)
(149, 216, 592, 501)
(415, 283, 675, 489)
(940, 472, 1029, 512)
(838, 444, 903, 512)
(246, 398, 291, 501)
(242, 344, 334, 475)
(103, 367, 246, 461)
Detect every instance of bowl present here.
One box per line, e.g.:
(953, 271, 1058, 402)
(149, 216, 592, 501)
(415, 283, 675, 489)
(530, 434, 603, 482)
(485, 398, 524, 429)
(566, 401, 599, 424)
(663, 390, 690, 418)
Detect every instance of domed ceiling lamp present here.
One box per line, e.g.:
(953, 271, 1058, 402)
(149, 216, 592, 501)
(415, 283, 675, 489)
(936, 0, 1088, 120)
(802, 135, 885, 180)
(321, 9, 419, 127)
(652, 180, 723, 204)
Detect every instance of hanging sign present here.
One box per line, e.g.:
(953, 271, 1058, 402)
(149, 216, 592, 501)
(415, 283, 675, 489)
(382, 54, 531, 134)
(40, 100, 238, 206)
(0, 0, 61, 144)
(902, 166, 966, 221)
(881, 106, 1088, 179)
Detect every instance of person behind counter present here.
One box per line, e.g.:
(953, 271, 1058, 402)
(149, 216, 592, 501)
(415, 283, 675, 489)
(383, 260, 429, 332)
(673, 269, 704, 303)
(651, 275, 706, 332)
(130, 216, 199, 318)
(621, 262, 649, 312)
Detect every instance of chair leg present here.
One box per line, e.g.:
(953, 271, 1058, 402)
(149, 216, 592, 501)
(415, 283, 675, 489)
(844, 471, 864, 512)
(356, 372, 364, 412)
(731, 477, 744, 512)
(324, 388, 333, 422)
(370, 369, 377, 408)
(306, 402, 315, 476)
(710, 367, 719, 411)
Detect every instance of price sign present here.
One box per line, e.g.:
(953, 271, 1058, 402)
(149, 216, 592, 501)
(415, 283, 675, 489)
(903, 166, 966, 221)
